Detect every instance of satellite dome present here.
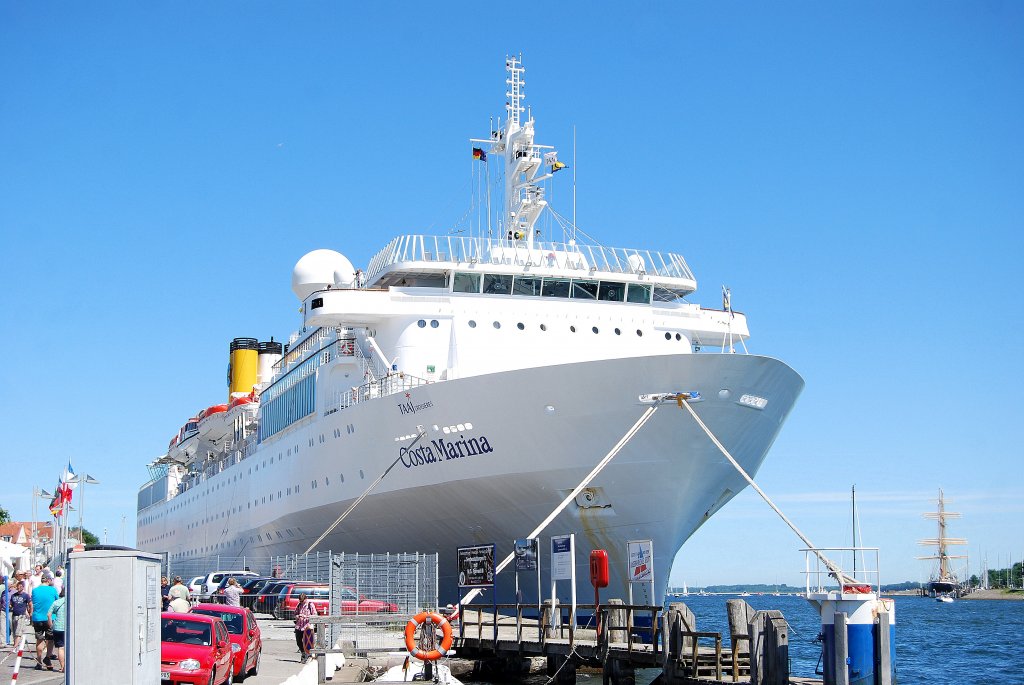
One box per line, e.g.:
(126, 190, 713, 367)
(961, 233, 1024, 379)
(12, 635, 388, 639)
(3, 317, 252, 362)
(291, 249, 356, 300)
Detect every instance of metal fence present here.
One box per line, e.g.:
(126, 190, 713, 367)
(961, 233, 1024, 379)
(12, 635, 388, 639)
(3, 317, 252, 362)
(269, 551, 439, 653)
(165, 555, 272, 586)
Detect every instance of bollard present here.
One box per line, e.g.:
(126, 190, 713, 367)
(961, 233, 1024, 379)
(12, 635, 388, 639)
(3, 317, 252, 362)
(834, 612, 850, 685)
(606, 598, 627, 646)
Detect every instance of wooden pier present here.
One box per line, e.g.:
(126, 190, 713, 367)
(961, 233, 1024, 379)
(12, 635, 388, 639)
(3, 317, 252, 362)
(455, 599, 799, 685)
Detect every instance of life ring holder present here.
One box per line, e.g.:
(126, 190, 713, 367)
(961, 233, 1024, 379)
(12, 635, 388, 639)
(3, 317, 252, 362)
(404, 611, 453, 661)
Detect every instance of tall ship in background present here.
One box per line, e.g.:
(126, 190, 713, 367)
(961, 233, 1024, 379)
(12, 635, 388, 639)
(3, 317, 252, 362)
(917, 489, 967, 598)
(137, 56, 804, 603)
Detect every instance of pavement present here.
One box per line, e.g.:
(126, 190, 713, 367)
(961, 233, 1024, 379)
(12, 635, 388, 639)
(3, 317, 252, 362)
(0, 613, 359, 685)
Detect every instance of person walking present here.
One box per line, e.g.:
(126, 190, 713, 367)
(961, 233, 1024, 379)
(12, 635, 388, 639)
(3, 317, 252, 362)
(30, 574, 58, 670)
(160, 576, 170, 611)
(8, 579, 31, 643)
(47, 589, 67, 673)
(51, 569, 64, 595)
(1, 572, 9, 649)
(293, 593, 316, 663)
(167, 576, 190, 613)
(222, 578, 242, 607)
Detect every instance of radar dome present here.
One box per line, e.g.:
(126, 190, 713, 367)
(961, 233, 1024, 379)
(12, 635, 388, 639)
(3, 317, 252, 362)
(291, 249, 357, 300)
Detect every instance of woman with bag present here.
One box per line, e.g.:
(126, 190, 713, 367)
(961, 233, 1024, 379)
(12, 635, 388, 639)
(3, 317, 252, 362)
(294, 593, 317, 663)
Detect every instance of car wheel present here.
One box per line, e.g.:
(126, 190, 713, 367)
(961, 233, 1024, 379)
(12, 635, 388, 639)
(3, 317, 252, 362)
(247, 650, 260, 677)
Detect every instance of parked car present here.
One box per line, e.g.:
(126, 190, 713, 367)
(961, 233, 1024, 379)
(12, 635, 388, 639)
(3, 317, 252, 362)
(201, 570, 259, 595)
(252, 580, 292, 616)
(211, 576, 276, 605)
(191, 603, 262, 681)
(274, 583, 399, 619)
(187, 576, 205, 598)
(160, 612, 233, 685)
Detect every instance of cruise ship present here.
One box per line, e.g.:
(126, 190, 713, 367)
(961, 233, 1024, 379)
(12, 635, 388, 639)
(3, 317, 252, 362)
(137, 56, 804, 603)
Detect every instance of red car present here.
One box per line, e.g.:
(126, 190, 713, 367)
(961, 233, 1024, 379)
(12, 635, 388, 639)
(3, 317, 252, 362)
(160, 612, 233, 685)
(191, 603, 263, 681)
(274, 583, 399, 619)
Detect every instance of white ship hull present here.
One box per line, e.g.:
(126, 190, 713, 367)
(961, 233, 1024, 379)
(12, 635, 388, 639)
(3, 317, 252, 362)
(138, 351, 802, 603)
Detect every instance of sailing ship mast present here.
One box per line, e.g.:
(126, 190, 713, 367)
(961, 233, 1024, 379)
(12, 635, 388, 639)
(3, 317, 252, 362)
(917, 489, 967, 588)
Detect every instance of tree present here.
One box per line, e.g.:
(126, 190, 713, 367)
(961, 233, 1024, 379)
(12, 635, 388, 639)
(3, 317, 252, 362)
(70, 527, 100, 546)
(0, 504, 10, 525)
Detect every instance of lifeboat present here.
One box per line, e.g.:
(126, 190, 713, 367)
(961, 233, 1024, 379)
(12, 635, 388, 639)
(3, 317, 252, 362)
(197, 404, 230, 440)
(168, 418, 199, 463)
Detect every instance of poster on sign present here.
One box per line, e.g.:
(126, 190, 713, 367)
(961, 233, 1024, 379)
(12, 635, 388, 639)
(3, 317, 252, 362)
(551, 535, 574, 580)
(627, 539, 654, 583)
(514, 538, 538, 571)
(457, 544, 496, 587)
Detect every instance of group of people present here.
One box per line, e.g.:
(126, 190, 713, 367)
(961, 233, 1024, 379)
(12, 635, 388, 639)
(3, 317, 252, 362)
(159, 575, 192, 612)
(0, 565, 68, 672)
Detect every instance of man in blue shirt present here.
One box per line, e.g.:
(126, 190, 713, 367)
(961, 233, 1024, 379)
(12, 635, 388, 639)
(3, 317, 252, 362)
(30, 574, 58, 670)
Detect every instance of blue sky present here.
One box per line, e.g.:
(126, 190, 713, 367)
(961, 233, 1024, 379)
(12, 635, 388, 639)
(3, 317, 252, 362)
(1, 2, 1021, 586)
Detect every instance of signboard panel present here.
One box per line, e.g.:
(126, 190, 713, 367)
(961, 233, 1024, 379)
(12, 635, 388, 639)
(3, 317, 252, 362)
(627, 539, 654, 583)
(514, 538, 538, 571)
(551, 535, 574, 581)
(457, 544, 496, 587)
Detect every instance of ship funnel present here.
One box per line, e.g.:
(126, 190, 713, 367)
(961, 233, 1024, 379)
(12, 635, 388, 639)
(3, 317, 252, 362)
(292, 249, 356, 300)
(257, 339, 283, 385)
(228, 338, 259, 400)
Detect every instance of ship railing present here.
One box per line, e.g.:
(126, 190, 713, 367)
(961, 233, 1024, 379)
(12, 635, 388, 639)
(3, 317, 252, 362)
(272, 326, 345, 374)
(365, 235, 695, 285)
(331, 372, 431, 412)
(802, 547, 881, 595)
(262, 335, 357, 405)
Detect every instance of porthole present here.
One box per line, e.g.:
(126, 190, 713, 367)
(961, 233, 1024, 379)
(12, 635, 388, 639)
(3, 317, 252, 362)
(340, 474, 345, 483)
(676, 333, 682, 341)
(517, 322, 525, 330)
(430, 320, 439, 328)
(417, 320, 427, 328)
(570, 325, 576, 333)
(615, 328, 621, 335)
(468, 320, 477, 328)
(592, 326, 599, 334)
(665, 332, 672, 340)
(359, 470, 365, 479)
(493, 321, 501, 329)
(637, 330, 643, 336)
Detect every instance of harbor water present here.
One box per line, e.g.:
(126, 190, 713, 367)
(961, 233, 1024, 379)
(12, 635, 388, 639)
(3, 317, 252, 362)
(475, 594, 1024, 685)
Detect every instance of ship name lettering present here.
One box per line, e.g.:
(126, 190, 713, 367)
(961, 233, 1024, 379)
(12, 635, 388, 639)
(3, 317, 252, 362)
(399, 434, 493, 468)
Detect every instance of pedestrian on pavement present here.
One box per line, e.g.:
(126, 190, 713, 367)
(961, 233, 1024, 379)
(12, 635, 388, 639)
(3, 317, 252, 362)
(1, 572, 9, 648)
(223, 577, 243, 607)
(293, 593, 316, 663)
(47, 588, 67, 673)
(161, 576, 170, 611)
(27, 566, 43, 593)
(9, 579, 31, 643)
(30, 573, 58, 670)
(167, 576, 190, 613)
(52, 568, 64, 594)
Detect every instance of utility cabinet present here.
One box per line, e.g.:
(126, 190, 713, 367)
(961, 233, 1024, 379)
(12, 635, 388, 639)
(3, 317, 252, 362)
(67, 547, 161, 685)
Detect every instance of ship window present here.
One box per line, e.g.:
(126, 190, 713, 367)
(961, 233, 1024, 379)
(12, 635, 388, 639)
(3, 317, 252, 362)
(430, 320, 439, 328)
(517, 322, 525, 330)
(468, 320, 477, 328)
(592, 326, 599, 334)
(483, 274, 512, 294)
(540, 323, 547, 331)
(340, 474, 344, 482)
(311, 297, 324, 309)
(598, 282, 625, 302)
(665, 332, 672, 340)
(512, 276, 542, 296)
(493, 321, 501, 329)
(571, 279, 599, 299)
(615, 328, 621, 335)
(676, 333, 683, 341)
(541, 278, 571, 298)
(453, 272, 482, 293)
(627, 284, 652, 304)
(570, 325, 576, 333)
(417, 320, 426, 328)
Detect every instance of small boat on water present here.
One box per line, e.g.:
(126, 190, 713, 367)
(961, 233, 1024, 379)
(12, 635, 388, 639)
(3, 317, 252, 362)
(936, 595, 953, 603)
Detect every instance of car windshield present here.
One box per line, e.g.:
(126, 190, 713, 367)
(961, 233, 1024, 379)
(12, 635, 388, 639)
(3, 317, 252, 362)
(162, 618, 212, 645)
(192, 610, 244, 634)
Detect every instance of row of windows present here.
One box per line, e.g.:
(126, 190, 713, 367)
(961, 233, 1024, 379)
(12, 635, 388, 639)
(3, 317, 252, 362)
(453, 272, 652, 304)
(457, 319, 687, 341)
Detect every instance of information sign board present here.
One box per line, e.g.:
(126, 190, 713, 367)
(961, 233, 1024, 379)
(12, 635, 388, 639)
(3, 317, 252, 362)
(457, 544, 496, 587)
(551, 535, 574, 581)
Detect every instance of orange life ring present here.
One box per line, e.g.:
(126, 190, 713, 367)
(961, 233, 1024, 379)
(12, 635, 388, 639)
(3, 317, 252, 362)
(403, 611, 453, 661)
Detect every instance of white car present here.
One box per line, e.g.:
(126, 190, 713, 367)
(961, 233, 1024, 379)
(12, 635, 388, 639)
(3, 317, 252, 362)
(201, 570, 259, 595)
(187, 576, 205, 597)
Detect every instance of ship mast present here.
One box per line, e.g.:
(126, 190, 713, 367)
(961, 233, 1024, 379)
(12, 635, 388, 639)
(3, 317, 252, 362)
(475, 55, 561, 247)
(917, 488, 967, 582)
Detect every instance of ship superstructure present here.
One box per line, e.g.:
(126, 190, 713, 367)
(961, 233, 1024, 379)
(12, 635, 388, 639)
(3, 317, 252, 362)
(917, 489, 967, 596)
(137, 57, 804, 602)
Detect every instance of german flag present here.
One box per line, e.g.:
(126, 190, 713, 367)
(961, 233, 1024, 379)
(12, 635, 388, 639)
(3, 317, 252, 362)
(472, 147, 487, 162)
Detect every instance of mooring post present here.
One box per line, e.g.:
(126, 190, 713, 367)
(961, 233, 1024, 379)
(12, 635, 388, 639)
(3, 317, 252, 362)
(607, 598, 627, 646)
(834, 611, 850, 685)
(767, 614, 789, 685)
(876, 610, 892, 685)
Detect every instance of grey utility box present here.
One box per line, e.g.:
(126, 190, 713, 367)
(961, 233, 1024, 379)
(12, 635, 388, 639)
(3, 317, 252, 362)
(67, 547, 161, 685)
